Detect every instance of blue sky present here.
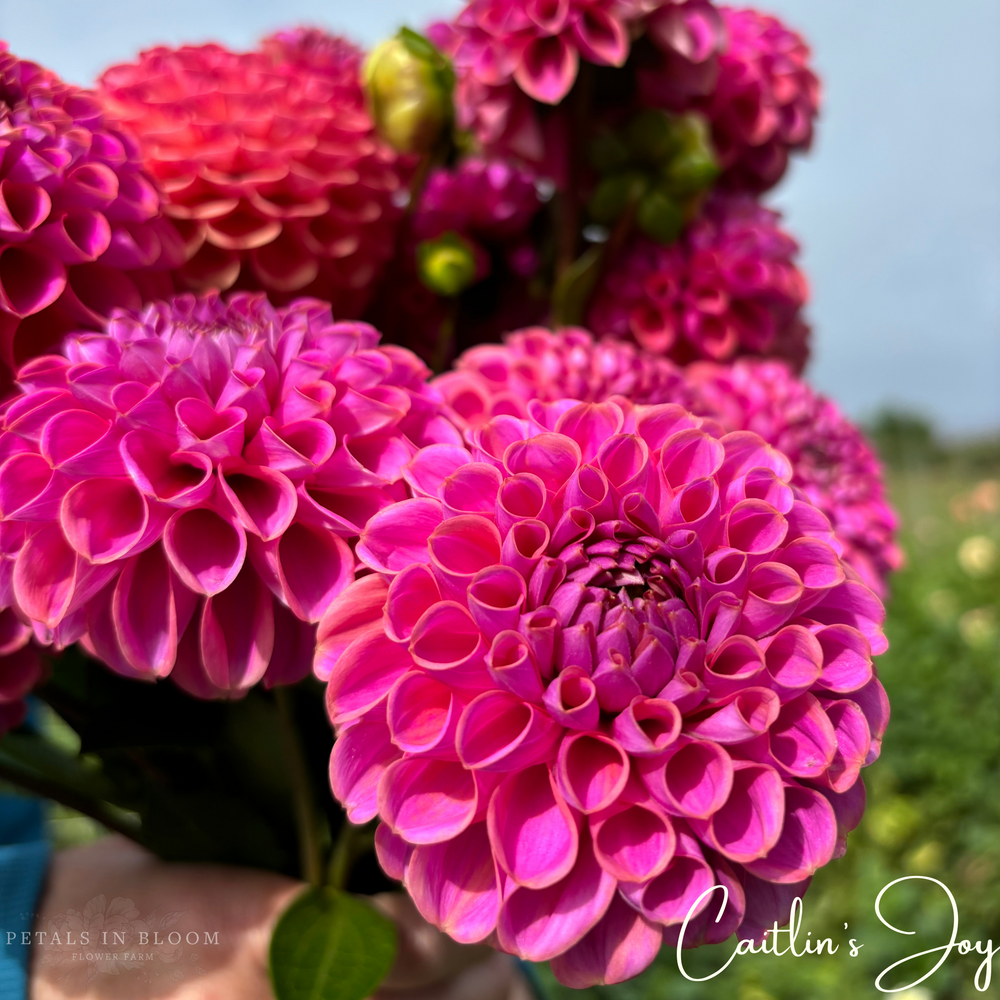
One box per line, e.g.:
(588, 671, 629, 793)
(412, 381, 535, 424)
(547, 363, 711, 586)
(3, 0, 998, 435)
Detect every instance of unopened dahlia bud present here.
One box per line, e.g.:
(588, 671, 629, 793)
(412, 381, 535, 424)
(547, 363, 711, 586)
(364, 29, 454, 154)
(416, 232, 477, 296)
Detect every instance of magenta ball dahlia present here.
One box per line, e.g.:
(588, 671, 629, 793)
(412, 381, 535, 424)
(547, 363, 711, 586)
(0, 292, 457, 698)
(0, 43, 182, 377)
(705, 7, 820, 192)
(588, 194, 810, 369)
(96, 30, 409, 318)
(320, 397, 889, 985)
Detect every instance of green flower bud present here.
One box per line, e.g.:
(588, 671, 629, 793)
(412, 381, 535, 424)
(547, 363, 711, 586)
(623, 109, 677, 166)
(363, 29, 454, 154)
(636, 188, 684, 244)
(416, 232, 477, 296)
(661, 113, 719, 196)
(588, 171, 648, 225)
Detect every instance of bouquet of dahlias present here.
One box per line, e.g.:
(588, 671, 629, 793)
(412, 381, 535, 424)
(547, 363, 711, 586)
(0, 4, 894, 997)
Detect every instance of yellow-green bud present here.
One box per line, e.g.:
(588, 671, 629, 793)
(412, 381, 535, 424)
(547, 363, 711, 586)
(636, 188, 684, 245)
(661, 113, 719, 196)
(363, 29, 454, 154)
(587, 171, 648, 225)
(416, 232, 477, 296)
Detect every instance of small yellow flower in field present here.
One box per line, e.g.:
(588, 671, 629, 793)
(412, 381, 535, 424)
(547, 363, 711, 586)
(904, 841, 944, 875)
(925, 589, 958, 623)
(867, 797, 921, 848)
(958, 535, 997, 577)
(959, 608, 997, 648)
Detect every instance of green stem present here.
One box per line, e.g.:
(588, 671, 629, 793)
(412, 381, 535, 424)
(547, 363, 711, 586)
(430, 301, 457, 375)
(0, 757, 142, 843)
(328, 820, 375, 890)
(275, 687, 323, 886)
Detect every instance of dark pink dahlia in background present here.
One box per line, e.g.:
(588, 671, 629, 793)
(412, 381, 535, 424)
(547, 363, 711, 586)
(96, 30, 409, 318)
(0, 292, 457, 698)
(435, 328, 899, 595)
(0, 43, 181, 379)
(703, 7, 820, 192)
(589, 194, 810, 369)
(320, 397, 888, 985)
(0, 610, 45, 736)
(684, 359, 902, 598)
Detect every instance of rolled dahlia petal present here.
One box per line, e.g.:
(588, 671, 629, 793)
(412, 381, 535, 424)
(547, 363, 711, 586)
(0, 291, 456, 697)
(589, 193, 810, 369)
(0, 44, 181, 378)
(436, 329, 898, 596)
(322, 395, 889, 982)
(96, 30, 410, 317)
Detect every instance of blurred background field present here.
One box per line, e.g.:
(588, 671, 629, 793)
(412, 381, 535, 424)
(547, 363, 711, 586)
(530, 417, 1000, 1000)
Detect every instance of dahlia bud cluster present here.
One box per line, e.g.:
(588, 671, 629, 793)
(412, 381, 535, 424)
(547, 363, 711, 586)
(322, 398, 888, 986)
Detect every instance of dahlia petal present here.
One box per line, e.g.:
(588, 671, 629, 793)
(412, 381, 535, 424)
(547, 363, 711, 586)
(703, 635, 765, 698)
(263, 601, 316, 687)
(273, 520, 353, 622)
(163, 506, 246, 597)
(556, 732, 629, 814)
(549, 894, 662, 988)
(409, 601, 490, 692)
(518, 607, 559, 679)
(314, 573, 389, 681)
(357, 497, 444, 574)
(541, 664, 598, 732)
(384, 563, 441, 643)
(740, 561, 803, 634)
(660, 430, 724, 489)
(406, 821, 500, 943)
(851, 675, 890, 761)
(760, 624, 823, 700)
(175, 398, 246, 461)
(684, 687, 779, 744)
(690, 761, 784, 863)
(389, 671, 462, 757)
(814, 624, 873, 693)
(816, 698, 871, 793)
(121, 432, 214, 506)
(726, 499, 788, 559)
(218, 462, 297, 541)
(0, 245, 66, 316)
(571, 6, 629, 67)
(326, 628, 414, 726)
(501, 518, 550, 580)
(403, 444, 472, 498)
(612, 696, 682, 756)
(638, 736, 733, 818)
(812, 775, 865, 857)
(458, 689, 560, 771)
(60, 477, 147, 564)
(13, 524, 76, 626)
(591, 800, 676, 883)
(330, 713, 400, 823)
(619, 842, 715, 926)
(199, 562, 275, 691)
(375, 822, 412, 882)
(504, 433, 581, 493)
(513, 34, 579, 105)
(470, 566, 527, 640)
(441, 462, 503, 519)
(379, 756, 477, 844)
(488, 763, 579, 888)
(0, 453, 66, 520)
(737, 872, 811, 944)
(806, 580, 887, 655)
(487, 630, 544, 703)
(767, 693, 837, 778)
(742, 783, 836, 883)
(430, 515, 503, 598)
(555, 402, 624, 464)
(496, 828, 616, 961)
(41, 408, 123, 477)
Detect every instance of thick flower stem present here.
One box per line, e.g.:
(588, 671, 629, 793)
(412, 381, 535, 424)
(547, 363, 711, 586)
(431, 301, 458, 375)
(275, 687, 324, 886)
(0, 755, 142, 844)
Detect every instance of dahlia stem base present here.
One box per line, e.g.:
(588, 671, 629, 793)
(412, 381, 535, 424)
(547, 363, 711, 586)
(275, 686, 323, 886)
(328, 818, 373, 891)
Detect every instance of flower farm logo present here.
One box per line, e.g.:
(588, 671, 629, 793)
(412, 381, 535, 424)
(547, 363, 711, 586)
(25, 894, 218, 987)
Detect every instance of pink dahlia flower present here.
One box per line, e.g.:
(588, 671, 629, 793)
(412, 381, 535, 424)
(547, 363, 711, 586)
(321, 397, 889, 985)
(435, 328, 899, 595)
(705, 7, 820, 191)
(0, 43, 182, 378)
(589, 194, 810, 369)
(684, 359, 902, 598)
(0, 292, 457, 698)
(96, 30, 409, 318)
(0, 610, 45, 735)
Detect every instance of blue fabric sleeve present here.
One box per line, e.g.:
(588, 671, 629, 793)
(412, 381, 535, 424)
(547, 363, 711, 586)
(0, 796, 49, 1000)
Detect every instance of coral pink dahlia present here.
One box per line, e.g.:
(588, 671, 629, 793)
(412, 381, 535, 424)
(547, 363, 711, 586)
(96, 30, 408, 318)
(0, 43, 182, 377)
(320, 397, 889, 985)
(588, 194, 810, 369)
(0, 292, 457, 697)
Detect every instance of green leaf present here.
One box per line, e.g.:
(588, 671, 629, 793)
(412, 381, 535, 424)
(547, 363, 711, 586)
(551, 244, 605, 327)
(270, 887, 397, 1000)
